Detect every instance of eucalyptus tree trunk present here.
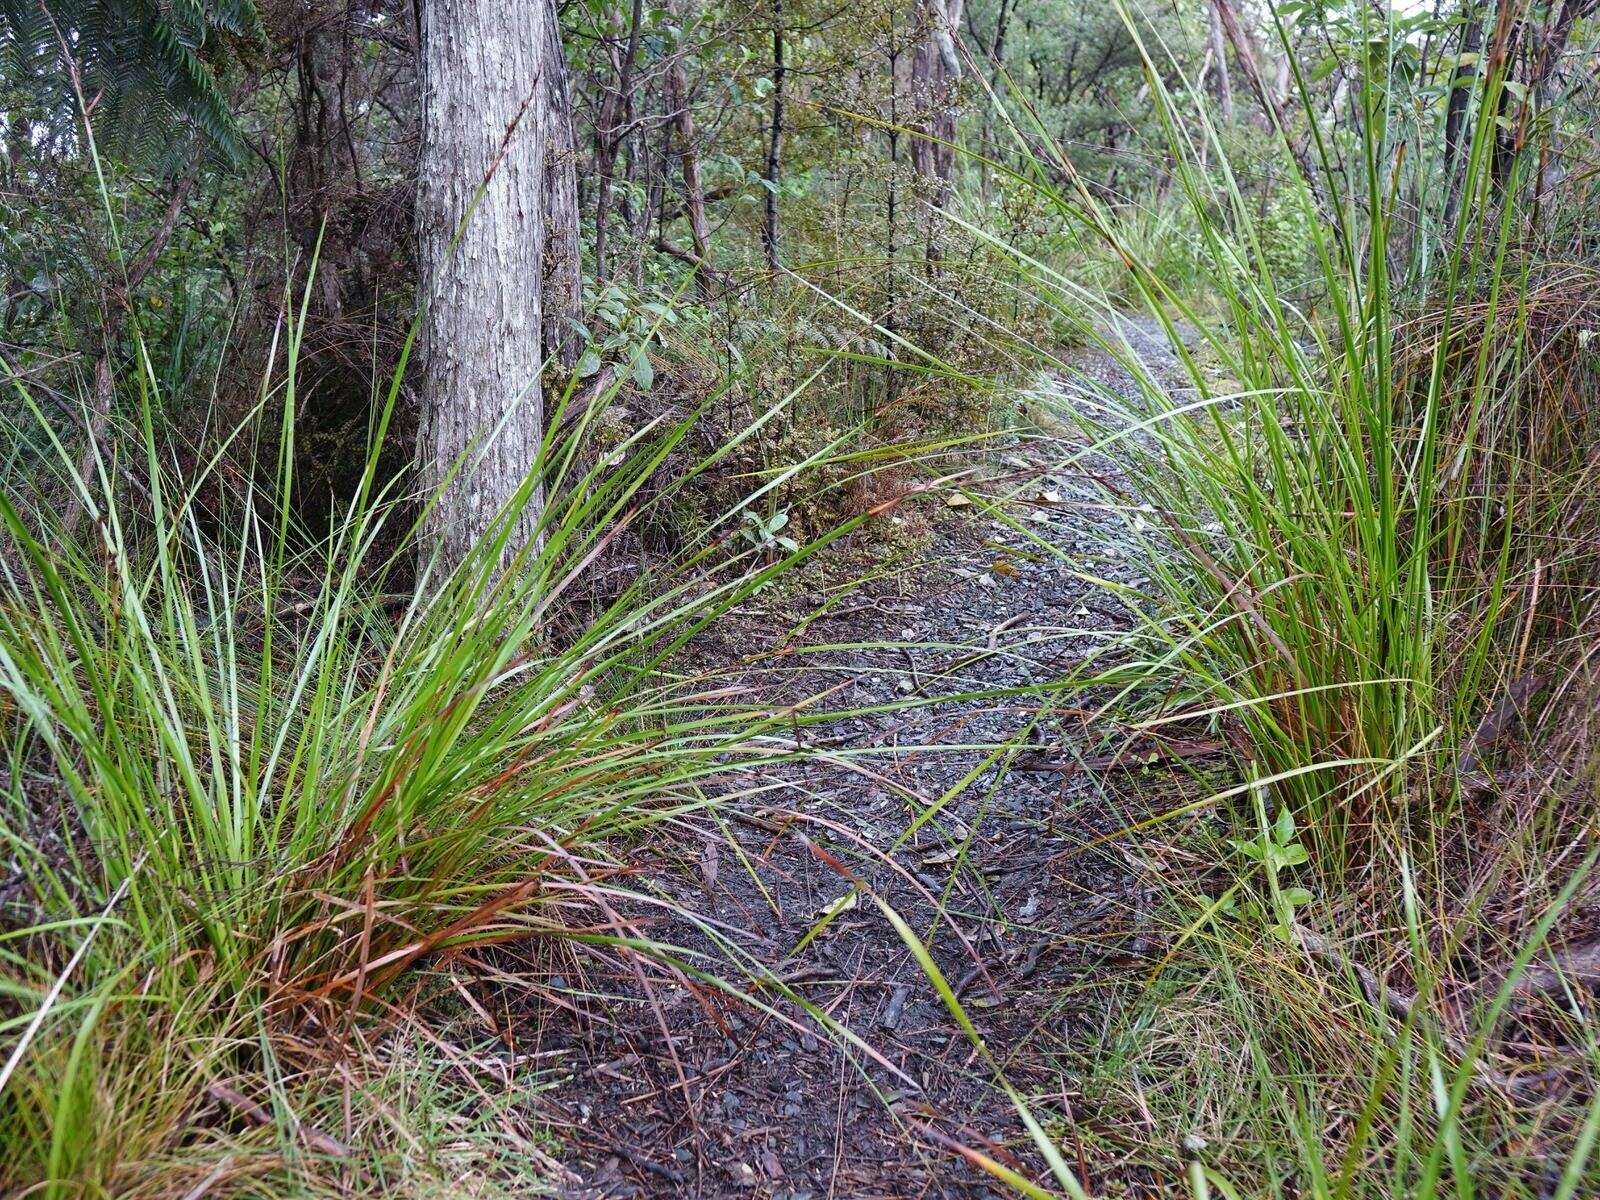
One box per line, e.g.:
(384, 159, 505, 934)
(542, 2, 584, 369)
(1210, 0, 1326, 207)
(416, 0, 573, 566)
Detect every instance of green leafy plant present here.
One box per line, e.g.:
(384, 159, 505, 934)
(1224, 782, 1314, 942)
(0, 0, 263, 167)
(739, 505, 799, 553)
(918, 0, 1600, 1192)
(575, 280, 692, 391)
(0, 242, 856, 1193)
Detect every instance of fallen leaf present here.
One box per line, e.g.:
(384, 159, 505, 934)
(811, 891, 858, 921)
(992, 557, 1020, 578)
(699, 841, 719, 890)
(945, 491, 974, 508)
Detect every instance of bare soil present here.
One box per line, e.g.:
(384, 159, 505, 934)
(526, 328, 1206, 1198)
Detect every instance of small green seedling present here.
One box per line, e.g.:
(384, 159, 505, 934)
(740, 508, 799, 554)
(1224, 783, 1314, 941)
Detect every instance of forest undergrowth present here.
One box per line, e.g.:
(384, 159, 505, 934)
(3, 0, 1600, 1194)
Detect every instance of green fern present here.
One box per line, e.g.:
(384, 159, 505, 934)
(0, 0, 264, 169)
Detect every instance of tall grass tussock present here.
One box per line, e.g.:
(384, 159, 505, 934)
(0, 253, 854, 1193)
(956, 0, 1600, 1192)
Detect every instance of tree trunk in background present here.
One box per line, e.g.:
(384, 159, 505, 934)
(909, 0, 963, 206)
(764, 0, 784, 268)
(1528, 0, 1598, 202)
(1210, 0, 1325, 205)
(541, 0, 583, 369)
(910, 39, 935, 180)
(417, 0, 565, 566)
(1207, 3, 1233, 122)
(593, 0, 644, 284)
(930, 0, 964, 192)
(663, 0, 714, 283)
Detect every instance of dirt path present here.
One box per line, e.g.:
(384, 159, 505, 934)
(535, 326, 1194, 1198)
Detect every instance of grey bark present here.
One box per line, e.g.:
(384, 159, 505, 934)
(416, 0, 567, 566)
(909, 0, 964, 205)
(1207, 2, 1234, 122)
(763, 0, 784, 268)
(541, 0, 583, 369)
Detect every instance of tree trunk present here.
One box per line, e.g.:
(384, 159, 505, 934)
(930, 0, 964, 192)
(541, 0, 583, 369)
(593, 0, 644, 285)
(663, 0, 714, 284)
(1210, 0, 1325, 205)
(910, 39, 935, 181)
(909, 0, 963, 206)
(417, 0, 566, 566)
(1207, 3, 1234, 122)
(763, 0, 784, 269)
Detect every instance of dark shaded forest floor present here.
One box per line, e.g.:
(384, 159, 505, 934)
(528, 325, 1207, 1197)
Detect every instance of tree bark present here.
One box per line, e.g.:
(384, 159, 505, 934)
(416, 0, 565, 566)
(541, 0, 583, 368)
(909, 0, 963, 206)
(1207, 2, 1234, 122)
(763, 0, 784, 269)
(662, 0, 714, 286)
(593, 0, 644, 285)
(1209, 0, 1325, 205)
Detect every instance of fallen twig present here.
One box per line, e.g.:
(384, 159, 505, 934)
(205, 1081, 351, 1159)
